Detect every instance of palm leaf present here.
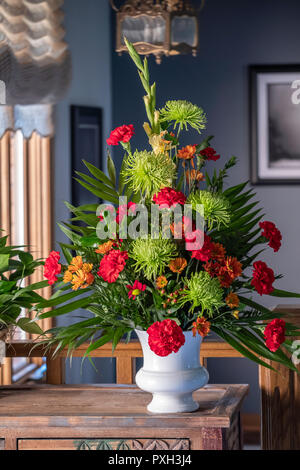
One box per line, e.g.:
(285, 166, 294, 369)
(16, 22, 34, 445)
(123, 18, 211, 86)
(84, 329, 115, 357)
(39, 295, 94, 319)
(82, 160, 115, 189)
(212, 325, 276, 370)
(107, 154, 117, 188)
(74, 178, 119, 204)
(270, 288, 300, 298)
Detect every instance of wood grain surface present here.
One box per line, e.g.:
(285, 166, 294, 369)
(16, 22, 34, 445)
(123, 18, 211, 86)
(0, 384, 248, 429)
(0, 384, 248, 450)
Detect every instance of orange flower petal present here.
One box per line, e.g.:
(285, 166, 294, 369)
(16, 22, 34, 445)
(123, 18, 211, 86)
(169, 257, 187, 274)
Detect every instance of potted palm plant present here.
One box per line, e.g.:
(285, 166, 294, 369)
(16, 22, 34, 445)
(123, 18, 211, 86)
(0, 231, 46, 364)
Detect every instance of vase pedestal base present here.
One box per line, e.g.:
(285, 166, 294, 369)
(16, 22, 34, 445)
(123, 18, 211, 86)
(135, 329, 209, 414)
(147, 392, 199, 414)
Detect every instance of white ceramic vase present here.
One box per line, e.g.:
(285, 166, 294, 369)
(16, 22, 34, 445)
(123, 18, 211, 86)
(135, 329, 209, 413)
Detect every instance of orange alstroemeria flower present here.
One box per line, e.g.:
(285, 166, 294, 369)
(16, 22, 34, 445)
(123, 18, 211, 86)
(71, 270, 86, 290)
(204, 255, 242, 288)
(204, 260, 221, 278)
(156, 276, 168, 289)
(71, 269, 95, 291)
(95, 240, 114, 255)
(210, 242, 226, 261)
(226, 292, 239, 309)
(82, 272, 95, 289)
(192, 317, 211, 338)
(218, 257, 242, 288)
(63, 270, 73, 283)
(185, 169, 205, 185)
(82, 263, 93, 274)
(63, 257, 94, 291)
(68, 256, 83, 272)
(169, 257, 187, 274)
(177, 145, 196, 160)
(224, 256, 242, 279)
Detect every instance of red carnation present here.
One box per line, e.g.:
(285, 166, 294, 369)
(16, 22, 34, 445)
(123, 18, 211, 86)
(200, 146, 220, 162)
(185, 229, 212, 262)
(44, 251, 61, 285)
(264, 318, 286, 352)
(251, 260, 275, 295)
(259, 221, 282, 252)
(153, 187, 187, 208)
(147, 319, 185, 357)
(107, 124, 134, 146)
(190, 234, 213, 262)
(97, 249, 128, 283)
(44, 251, 61, 286)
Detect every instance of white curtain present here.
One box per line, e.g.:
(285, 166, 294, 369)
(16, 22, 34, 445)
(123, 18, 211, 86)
(0, 0, 71, 137)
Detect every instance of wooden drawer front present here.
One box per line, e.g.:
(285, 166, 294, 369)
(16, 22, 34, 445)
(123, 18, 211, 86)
(18, 438, 190, 451)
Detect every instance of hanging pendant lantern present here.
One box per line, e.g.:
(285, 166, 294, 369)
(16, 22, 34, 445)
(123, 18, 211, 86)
(111, 0, 204, 64)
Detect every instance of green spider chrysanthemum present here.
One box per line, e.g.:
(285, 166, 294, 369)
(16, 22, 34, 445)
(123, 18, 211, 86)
(187, 190, 231, 230)
(179, 272, 224, 315)
(130, 237, 177, 280)
(122, 150, 176, 198)
(160, 100, 207, 133)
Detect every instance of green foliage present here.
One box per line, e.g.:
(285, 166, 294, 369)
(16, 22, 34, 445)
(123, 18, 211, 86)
(211, 320, 299, 373)
(205, 156, 237, 193)
(73, 157, 121, 205)
(125, 37, 158, 132)
(211, 182, 264, 267)
(0, 233, 47, 334)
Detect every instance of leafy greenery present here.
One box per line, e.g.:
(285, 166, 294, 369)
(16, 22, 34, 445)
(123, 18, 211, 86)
(0, 233, 46, 335)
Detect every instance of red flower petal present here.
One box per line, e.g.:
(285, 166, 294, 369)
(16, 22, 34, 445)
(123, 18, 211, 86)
(107, 125, 134, 146)
(44, 251, 61, 285)
(147, 319, 185, 357)
(251, 260, 275, 295)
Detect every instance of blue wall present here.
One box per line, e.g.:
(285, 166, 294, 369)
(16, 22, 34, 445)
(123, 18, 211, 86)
(111, 0, 300, 412)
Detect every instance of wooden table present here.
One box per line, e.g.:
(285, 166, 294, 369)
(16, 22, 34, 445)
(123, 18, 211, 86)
(0, 384, 248, 451)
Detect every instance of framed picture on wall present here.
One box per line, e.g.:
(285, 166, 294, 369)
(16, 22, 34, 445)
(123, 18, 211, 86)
(250, 65, 300, 184)
(70, 105, 102, 207)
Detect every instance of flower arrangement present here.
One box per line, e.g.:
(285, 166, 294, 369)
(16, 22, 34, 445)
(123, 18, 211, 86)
(38, 39, 300, 372)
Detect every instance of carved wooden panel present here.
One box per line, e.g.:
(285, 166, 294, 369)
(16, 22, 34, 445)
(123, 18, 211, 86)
(225, 412, 241, 450)
(200, 428, 223, 450)
(18, 439, 190, 451)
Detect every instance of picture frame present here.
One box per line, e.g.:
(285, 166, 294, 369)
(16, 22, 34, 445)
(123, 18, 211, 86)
(70, 105, 102, 207)
(250, 65, 300, 184)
